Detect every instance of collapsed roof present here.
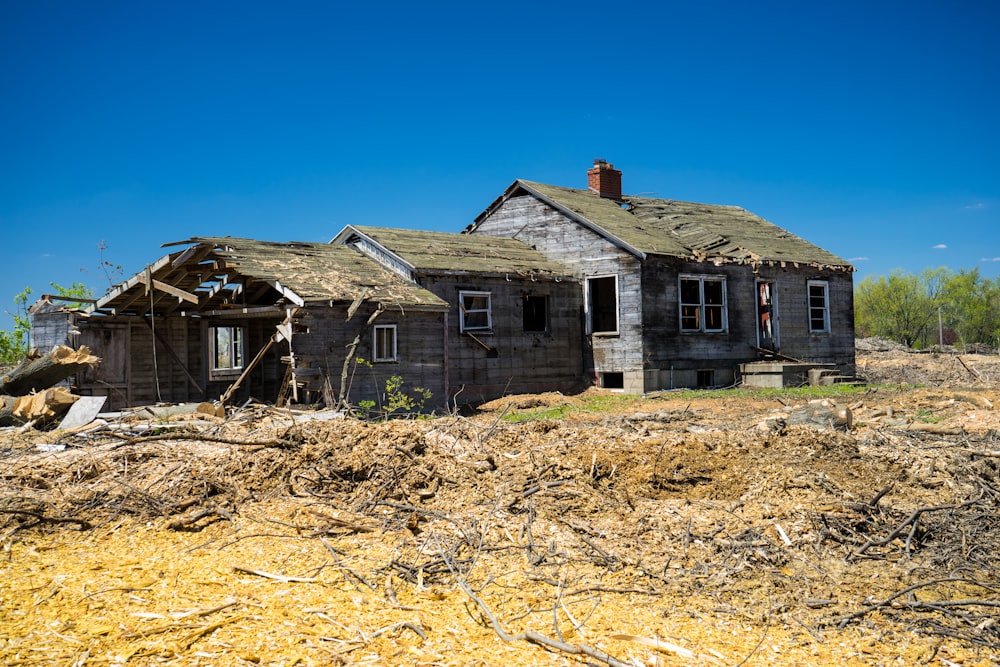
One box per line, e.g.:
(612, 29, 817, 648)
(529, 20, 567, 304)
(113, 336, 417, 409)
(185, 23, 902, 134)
(90, 236, 448, 318)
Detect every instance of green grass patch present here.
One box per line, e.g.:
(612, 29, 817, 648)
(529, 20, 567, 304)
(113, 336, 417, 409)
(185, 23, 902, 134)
(498, 383, 871, 423)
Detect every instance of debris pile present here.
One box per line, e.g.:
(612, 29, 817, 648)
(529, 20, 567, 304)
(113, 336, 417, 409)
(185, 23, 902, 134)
(0, 345, 100, 427)
(1, 346, 999, 665)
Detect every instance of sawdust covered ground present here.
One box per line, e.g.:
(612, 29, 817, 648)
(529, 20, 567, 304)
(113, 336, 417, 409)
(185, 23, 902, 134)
(2, 345, 1000, 666)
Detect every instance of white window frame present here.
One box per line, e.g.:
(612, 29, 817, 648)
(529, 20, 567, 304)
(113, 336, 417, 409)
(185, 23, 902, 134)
(210, 325, 244, 374)
(459, 290, 492, 333)
(373, 324, 397, 362)
(586, 274, 620, 335)
(808, 280, 831, 333)
(679, 275, 728, 333)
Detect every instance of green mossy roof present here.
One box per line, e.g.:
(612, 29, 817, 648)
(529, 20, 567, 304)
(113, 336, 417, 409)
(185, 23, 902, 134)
(346, 226, 573, 277)
(516, 181, 853, 270)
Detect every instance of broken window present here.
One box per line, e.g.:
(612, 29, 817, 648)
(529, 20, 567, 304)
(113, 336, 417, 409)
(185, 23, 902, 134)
(523, 295, 548, 333)
(679, 275, 727, 332)
(211, 326, 244, 371)
(808, 280, 830, 333)
(459, 291, 492, 332)
(373, 324, 397, 362)
(587, 275, 619, 334)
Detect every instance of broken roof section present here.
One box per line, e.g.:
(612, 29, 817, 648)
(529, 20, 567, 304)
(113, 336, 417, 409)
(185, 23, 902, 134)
(333, 225, 574, 280)
(90, 236, 448, 318)
(475, 180, 854, 271)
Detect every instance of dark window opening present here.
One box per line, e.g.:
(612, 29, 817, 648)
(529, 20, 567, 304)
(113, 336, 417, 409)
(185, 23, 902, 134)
(588, 276, 618, 334)
(697, 370, 714, 388)
(601, 372, 624, 389)
(523, 295, 548, 333)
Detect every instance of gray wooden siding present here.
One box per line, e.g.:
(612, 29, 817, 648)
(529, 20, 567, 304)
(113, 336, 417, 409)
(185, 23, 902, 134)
(640, 259, 855, 388)
(289, 306, 449, 412)
(419, 274, 586, 404)
(471, 194, 643, 382)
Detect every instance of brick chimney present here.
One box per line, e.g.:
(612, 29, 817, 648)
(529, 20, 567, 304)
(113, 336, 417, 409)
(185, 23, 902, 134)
(587, 158, 622, 200)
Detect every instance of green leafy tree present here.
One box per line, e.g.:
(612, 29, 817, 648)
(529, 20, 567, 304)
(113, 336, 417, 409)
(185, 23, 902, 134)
(856, 267, 1000, 349)
(855, 270, 938, 347)
(0, 287, 33, 364)
(49, 281, 94, 308)
(940, 269, 1000, 349)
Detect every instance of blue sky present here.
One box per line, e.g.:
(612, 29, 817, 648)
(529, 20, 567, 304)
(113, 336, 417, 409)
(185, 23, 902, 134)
(2, 0, 998, 330)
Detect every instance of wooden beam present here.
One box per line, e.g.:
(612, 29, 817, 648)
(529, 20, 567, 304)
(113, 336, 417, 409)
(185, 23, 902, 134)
(266, 280, 305, 307)
(219, 333, 281, 405)
(137, 272, 199, 304)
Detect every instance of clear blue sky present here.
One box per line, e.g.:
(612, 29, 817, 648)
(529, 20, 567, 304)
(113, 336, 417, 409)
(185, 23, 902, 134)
(2, 0, 998, 330)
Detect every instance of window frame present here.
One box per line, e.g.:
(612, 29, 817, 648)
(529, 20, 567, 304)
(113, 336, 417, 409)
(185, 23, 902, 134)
(678, 274, 728, 333)
(210, 325, 245, 376)
(459, 290, 493, 333)
(807, 280, 831, 333)
(522, 294, 549, 334)
(373, 323, 398, 362)
(586, 274, 620, 335)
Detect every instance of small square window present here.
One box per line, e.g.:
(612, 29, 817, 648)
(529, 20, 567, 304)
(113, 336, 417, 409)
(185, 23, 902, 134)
(373, 324, 397, 362)
(460, 291, 492, 332)
(211, 326, 244, 371)
(679, 276, 727, 333)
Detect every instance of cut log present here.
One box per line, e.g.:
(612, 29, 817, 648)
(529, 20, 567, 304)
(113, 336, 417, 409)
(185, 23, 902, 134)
(0, 345, 100, 396)
(0, 387, 79, 426)
(785, 401, 854, 430)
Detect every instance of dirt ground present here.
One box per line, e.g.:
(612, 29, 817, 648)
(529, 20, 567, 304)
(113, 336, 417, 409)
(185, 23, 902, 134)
(2, 343, 999, 666)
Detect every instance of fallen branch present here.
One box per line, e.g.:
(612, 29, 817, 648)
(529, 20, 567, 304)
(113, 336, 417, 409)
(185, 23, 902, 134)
(852, 495, 982, 559)
(454, 576, 631, 667)
(232, 566, 318, 583)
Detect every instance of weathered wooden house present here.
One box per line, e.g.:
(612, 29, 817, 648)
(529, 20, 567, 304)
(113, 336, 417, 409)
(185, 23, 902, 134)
(331, 225, 586, 403)
(31, 160, 854, 408)
(468, 160, 855, 391)
(40, 237, 452, 410)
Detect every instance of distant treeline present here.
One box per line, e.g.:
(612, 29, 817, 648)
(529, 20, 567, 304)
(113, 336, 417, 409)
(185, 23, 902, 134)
(854, 267, 1000, 350)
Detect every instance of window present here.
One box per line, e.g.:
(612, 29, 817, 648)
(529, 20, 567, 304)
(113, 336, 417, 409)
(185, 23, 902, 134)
(459, 291, 492, 332)
(587, 275, 619, 334)
(679, 276, 727, 332)
(523, 295, 548, 333)
(808, 280, 830, 333)
(373, 324, 397, 362)
(211, 326, 244, 371)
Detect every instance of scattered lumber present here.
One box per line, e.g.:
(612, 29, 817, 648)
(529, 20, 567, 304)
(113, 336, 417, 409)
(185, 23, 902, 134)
(0, 345, 100, 396)
(0, 387, 79, 426)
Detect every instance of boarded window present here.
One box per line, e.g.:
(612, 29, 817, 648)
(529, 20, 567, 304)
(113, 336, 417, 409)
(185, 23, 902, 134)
(587, 275, 618, 334)
(808, 281, 830, 333)
(523, 295, 548, 333)
(373, 324, 397, 362)
(460, 291, 492, 332)
(212, 326, 244, 371)
(679, 276, 727, 333)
